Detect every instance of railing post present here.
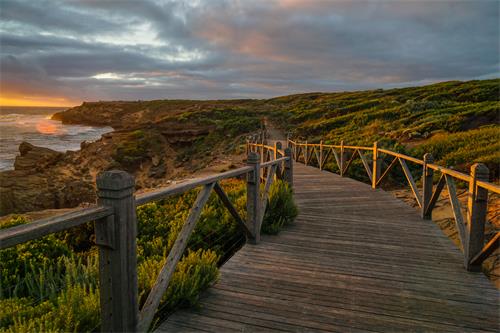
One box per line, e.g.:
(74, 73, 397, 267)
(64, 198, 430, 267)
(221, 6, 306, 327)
(274, 141, 279, 160)
(246, 152, 261, 244)
(96, 171, 138, 332)
(284, 148, 293, 190)
(465, 163, 489, 271)
(305, 140, 308, 165)
(340, 140, 345, 176)
(294, 142, 298, 162)
(319, 140, 324, 170)
(372, 142, 380, 188)
(421, 153, 434, 219)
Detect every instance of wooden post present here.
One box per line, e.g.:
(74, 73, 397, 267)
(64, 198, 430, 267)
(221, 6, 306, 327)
(421, 153, 434, 219)
(305, 141, 308, 166)
(319, 140, 324, 170)
(246, 152, 261, 244)
(96, 171, 138, 332)
(275, 142, 282, 181)
(340, 140, 345, 176)
(294, 142, 298, 162)
(465, 163, 489, 271)
(284, 148, 293, 190)
(371, 142, 381, 189)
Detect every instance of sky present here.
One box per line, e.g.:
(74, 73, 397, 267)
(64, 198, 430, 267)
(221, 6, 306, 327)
(0, 0, 498, 106)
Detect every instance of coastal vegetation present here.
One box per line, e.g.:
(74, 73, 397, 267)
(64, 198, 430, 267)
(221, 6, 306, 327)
(1, 78, 498, 330)
(267, 79, 499, 179)
(0, 179, 298, 332)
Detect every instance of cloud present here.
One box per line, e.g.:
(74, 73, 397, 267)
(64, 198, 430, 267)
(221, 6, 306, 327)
(0, 0, 498, 104)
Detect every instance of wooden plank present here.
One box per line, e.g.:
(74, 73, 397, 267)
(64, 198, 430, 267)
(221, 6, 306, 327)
(0, 206, 113, 249)
(331, 148, 341, 171)
(357, 149, 373, 182)
(470, 233, 500, 266)
(465, 163, 489, 270)
(313, 146, 320, 166)
(376, 156, 398, 186)
(156, 163, 500, 333)
(445, 175, 467, 250)
(342, 149, 357, 175)
(136, 166, 251, 206)
(214, 182, 253, 238)
(260, 164, 277, 223)
(424, 174, 446, 217)
(378, 149, 424, 165)
(399, 157, 422, 207)
(139, 182, 215, 332)
(321, 147, 332, 169)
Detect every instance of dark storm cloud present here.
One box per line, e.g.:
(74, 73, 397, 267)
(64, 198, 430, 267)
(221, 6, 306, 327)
(0, 0, 498, 102)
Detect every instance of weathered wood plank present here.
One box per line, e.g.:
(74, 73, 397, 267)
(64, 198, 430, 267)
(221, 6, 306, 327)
(214, 182, 253, 238)
(399, 157, 422, 207)
(425, 173, 446, 217)
(445, 174, 467, 250)
(158, 162, 500, 333)
(376, 156, 398, 186)
(357, 149, 373, 182)
(139, 182, 215, 332)
(0, 206, 113, 249)
(471, 232, 500, 266)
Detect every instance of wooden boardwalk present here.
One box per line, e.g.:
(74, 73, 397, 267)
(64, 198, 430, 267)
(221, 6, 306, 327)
(158, 163, 499, 332)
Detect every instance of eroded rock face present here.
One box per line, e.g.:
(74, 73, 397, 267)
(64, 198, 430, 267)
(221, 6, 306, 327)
(0, 132, 176, 216)
(14, 142, 63, 171)
(0, 143, 97, 215)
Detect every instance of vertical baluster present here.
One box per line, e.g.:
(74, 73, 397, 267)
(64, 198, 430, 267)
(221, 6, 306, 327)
(465, 163, 489, 271)
(421, 153, 434, 219)
(319, 140, 324, 170)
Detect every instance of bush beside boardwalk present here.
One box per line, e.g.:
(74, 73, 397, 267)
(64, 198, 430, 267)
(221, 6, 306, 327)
(0, 179, 298, 332)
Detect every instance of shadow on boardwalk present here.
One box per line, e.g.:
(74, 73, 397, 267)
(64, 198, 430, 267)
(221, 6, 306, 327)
(159, 163, 499, 332)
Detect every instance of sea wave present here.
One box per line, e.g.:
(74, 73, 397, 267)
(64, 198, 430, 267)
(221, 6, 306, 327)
(0, 111, 112, 171)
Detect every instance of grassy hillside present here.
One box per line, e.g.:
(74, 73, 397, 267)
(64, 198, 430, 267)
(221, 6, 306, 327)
(267, 79, 499, 178)
(54, 79, 499, 179)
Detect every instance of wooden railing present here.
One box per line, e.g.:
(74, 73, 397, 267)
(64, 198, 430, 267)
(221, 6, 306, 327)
(0, 147, 293, 332)
(287, 138, 500, 272)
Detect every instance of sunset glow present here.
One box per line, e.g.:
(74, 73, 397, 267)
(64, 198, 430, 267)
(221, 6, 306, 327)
(0, 1, 497, 101)
(0, 95, 77, 107)
(35, 120, 59, 135)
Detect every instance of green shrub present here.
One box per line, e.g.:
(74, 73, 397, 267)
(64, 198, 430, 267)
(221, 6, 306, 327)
(261, 180, 298, 234)
(0, 216, 71, 299)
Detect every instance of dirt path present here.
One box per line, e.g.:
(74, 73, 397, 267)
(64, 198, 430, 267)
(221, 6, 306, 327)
(263, 120, 286, 143)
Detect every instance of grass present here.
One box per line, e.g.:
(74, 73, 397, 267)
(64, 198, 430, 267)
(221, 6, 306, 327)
(266, 79, 499, 180)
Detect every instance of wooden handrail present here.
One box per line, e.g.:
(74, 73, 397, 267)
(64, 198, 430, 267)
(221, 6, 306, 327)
(136, 166, 253, 206)
(287, 137, 499, 273)
(0, 206, 113, 249)
(0, 130, 293, 332)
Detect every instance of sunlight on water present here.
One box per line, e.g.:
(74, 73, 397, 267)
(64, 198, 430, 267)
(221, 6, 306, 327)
(35, 119, 59, 134)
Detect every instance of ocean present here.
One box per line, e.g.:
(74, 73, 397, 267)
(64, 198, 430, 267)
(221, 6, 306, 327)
(0, 106, 112, 171)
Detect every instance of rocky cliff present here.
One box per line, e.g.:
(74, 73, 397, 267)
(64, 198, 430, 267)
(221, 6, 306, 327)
(1, 99, 264, 215)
